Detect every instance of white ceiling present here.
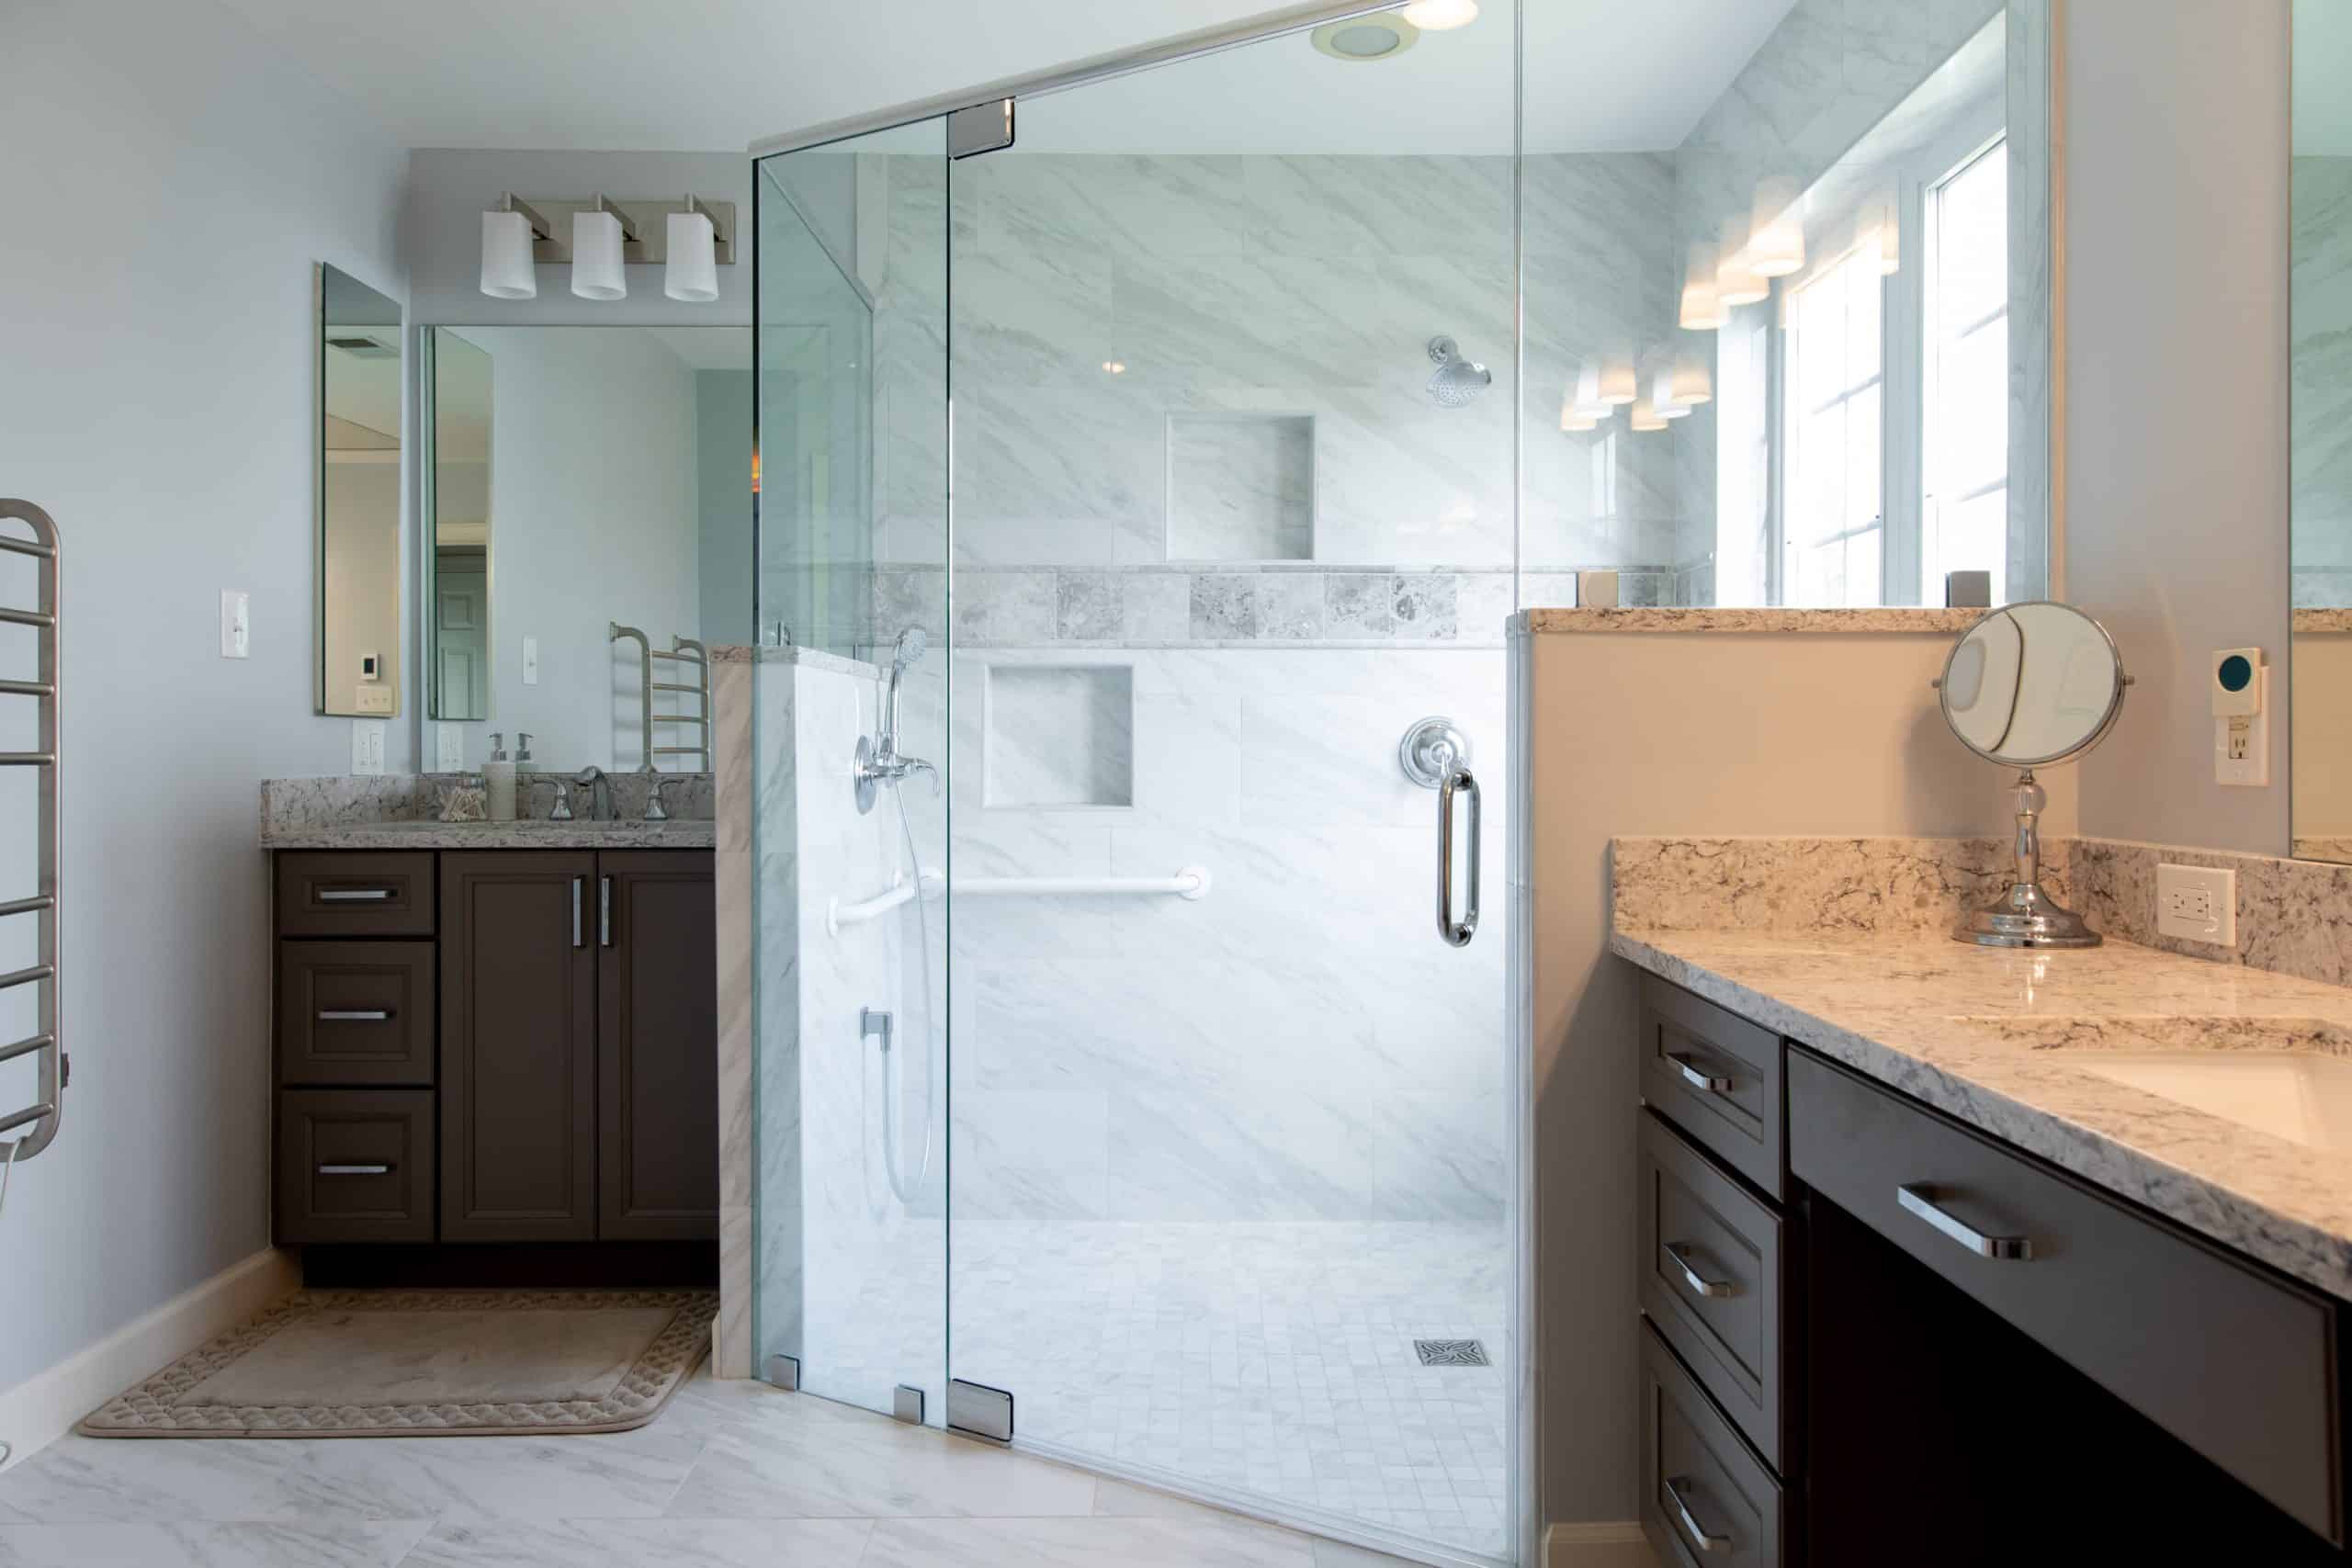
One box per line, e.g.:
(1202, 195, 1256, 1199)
(210, 0, 1791, 155)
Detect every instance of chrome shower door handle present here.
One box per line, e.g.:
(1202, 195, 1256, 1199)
(1436, 766, 1479, 948)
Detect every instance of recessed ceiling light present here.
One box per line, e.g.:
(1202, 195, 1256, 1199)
(1401, 0, 1477, 30)
(1311, 16, 1419, 61)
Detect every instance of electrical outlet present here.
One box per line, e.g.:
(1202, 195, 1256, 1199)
(2212, 652, 2268, 787)
(350, 719, 387, 776)
(219, 591, 249, 659)
(522, 635, 539, 686)
(435, 722, 465, 772)
(2156, 863, 2236, 947)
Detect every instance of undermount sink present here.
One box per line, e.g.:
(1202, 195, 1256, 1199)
(1947, 1016, 2352, 1150)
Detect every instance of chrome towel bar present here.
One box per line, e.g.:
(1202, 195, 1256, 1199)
(0, 501, 62, 1168)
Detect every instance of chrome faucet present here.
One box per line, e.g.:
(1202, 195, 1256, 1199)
(854, 628, 938, 814)
(559, 765, 611, 822)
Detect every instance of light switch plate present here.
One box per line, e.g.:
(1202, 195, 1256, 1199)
(219, 591, 249, 659)
(353, 685, 393, 715)
(350, 719, 387, 776)
(2156, 863, 2235, 947)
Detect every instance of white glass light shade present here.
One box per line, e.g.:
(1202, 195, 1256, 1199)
(1716, 217, 1768, 307)
(571, 209, 628, 301)
(480, 209, 537, 299)
(1679, 242, 1726, 331)
(1559, 397, 1598, 433)
(1598, 356, 1638, 406)
(664, 210, 718, 302)
(1670, 351, 1713, 407)
(1748, 175, 1805, 278)
(1629, 395, 1668, 433)
(1400, 0, 1477, 28)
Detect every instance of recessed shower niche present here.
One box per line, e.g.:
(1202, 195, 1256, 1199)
(1165, 411, 1315, 562)
(983, 662, 1136, 808)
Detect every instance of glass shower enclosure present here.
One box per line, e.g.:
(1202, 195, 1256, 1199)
(751, 9, 1521, 1566)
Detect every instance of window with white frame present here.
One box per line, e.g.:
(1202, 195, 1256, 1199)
(1781, 248, 1885, 606)
(1922, 139, 2010, 605)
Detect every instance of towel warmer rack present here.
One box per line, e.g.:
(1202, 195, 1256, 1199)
(0, 501, 62, 1166)
(609, 623, 712, 773)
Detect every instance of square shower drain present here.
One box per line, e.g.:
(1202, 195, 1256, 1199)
(1413, 1337, 1489, 1367)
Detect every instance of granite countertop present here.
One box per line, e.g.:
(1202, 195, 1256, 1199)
(1611, 925, 2352, 1302)
(262, 818, 716, 850)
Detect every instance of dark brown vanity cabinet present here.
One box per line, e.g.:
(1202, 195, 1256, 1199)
(1633, 967, 2352, 1567)
(274, 847, 717, 1250)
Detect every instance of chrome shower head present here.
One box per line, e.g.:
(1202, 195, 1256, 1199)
(892, 626, 928, 671)
(1426, 335, 1491, 409)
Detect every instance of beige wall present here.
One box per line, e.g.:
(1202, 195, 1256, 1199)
(1521, 627, 2073, 1526)
(2292, 630, 2352, 838)
(2067, 0, 2292, 853)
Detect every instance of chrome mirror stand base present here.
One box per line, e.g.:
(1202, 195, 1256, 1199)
(1956, 882, 2102, 949)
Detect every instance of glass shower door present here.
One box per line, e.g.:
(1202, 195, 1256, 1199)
(941, 14, 1520, 1563)
(751, 118, 952, 1425)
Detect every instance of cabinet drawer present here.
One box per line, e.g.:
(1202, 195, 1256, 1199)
(1639, 973, 1784, 1200)
(1788, 1048, 2341, 1542)
(277, 852, 435, 938)
(276, 1089, 434, 1244)
(1639, 1111, 1789, 1472)
(277, 942, 435, 1087)
(1641, 1320, 1784, 1568)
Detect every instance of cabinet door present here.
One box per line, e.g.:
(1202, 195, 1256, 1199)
(441, 851, 597, 1241)
(597, 850, 718, 1239)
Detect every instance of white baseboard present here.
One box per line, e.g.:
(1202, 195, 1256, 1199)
(0, 1247, 300, 1472)
(1544, 1521, 1657, 1567)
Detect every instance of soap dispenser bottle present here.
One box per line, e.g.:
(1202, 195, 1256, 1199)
(483, 733, 518, 822)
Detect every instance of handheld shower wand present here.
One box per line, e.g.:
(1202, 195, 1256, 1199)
(855, 626, 938, 814)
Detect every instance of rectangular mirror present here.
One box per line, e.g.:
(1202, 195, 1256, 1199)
(420, 325, 752, 772)
(316, 263, 403, 716)
(2293, 0, 2352, 863)
(1521, 0, 2053, 609)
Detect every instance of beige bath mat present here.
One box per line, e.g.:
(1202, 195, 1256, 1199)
(80, 1288, 717, 1438)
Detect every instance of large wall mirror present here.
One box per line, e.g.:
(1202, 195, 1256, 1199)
(1520, 0, 2053, 609)
(2293, 0, 2352, 862)
(420, 325, 752, 773)
(316, 264, 403, 716)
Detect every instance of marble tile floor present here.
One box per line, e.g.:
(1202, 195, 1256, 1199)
(0, 1368, 1430, 1567)
(802, 1221, 1510, 1563)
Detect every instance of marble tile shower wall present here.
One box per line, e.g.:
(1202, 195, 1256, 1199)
(853, 151, 1690, 624)
(2294, 155, 2352, 610)
(918, 646, 1510, 1226)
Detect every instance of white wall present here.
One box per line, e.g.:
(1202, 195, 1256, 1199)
(0, 0, 407, 1397)
(2068, 0, 2292, 853)
(450, 328, 702, 770)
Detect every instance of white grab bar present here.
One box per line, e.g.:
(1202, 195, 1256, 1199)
(827, 864, 1210, 937)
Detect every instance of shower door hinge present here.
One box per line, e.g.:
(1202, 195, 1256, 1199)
(947, 1377, 1014, 1443)
(948, 99, 1015, 158)
(763, 1353, 800, 1392)
(893, 1383, 926, 1425)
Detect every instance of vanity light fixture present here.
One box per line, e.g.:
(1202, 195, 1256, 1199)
(571, 195, 633, 301)
(1715, 218, 1768, 307)
(1311, 15, 1419, 60)
(1747, 175, 1806, 278)
(1566, 360, 1611, 424)
(1401, 0, 1478, 29)
(1649, 366, 1690, 419)
(664, 194, 722, 302)
(1669, 349, 1713, 408)
(480, 195, 548, 299)
(1559, 392, 1597, 433)
(1679, 242, 1726, 332)
(1628, 394, 1668, 433)
(1101, 359, 1127, 374)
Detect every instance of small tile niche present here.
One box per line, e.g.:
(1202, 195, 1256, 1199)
(985, 664, 1135, 808)
(1166, 412, 1315, 562)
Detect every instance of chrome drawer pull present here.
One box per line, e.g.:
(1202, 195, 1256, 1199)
(1666, 1051, 1733, 1094)
(1663, 1475, 1731, 1554)
(316, 887, 392, 902)
(317, 1163, 393, 1176)
(1662, 1241, 1738, 1299)
(1899, 1183, 2034, 1260)
(316, 1010, 391, 1022)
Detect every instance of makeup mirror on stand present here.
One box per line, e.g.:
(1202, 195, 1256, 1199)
(1935, 603, 2131, 948)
